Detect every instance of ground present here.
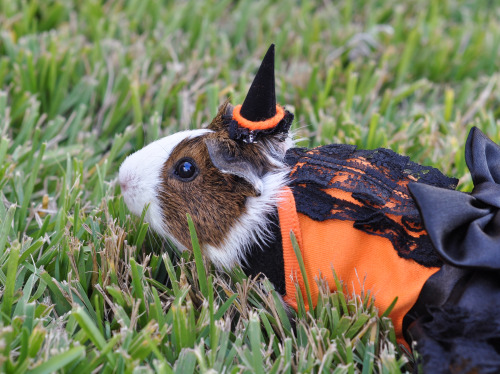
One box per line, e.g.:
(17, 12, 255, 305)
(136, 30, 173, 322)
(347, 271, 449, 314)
(0, 0, 499, 372)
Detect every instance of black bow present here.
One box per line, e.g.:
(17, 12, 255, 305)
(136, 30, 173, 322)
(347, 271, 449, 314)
(409, 127, 500, 270)
(404, 128, 500, 372)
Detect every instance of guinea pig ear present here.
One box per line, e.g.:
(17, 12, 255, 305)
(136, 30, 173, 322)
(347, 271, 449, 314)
(204, 137, 263, 197)
(207, 100, 234, 132)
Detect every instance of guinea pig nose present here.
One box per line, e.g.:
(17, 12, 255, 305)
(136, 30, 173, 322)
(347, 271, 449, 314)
(119, 174, 132, 192)
(120, 180, 128, 192)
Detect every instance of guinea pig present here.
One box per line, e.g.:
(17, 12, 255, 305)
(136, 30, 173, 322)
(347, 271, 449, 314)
(119, 45, 500, 371)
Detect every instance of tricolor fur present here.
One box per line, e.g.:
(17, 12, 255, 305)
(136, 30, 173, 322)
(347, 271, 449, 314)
(119, 103, 293, 269)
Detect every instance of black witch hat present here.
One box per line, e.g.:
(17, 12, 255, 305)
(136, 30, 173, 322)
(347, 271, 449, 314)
(228, 44, 294, 143)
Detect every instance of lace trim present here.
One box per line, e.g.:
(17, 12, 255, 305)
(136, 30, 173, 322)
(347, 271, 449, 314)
(285, 144, 458, 268)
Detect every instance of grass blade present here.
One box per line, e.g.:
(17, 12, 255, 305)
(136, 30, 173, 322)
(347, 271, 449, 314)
(27, 346, 85, 374)
(290, 231, 314, 313)
(186, 213, 208, 297)
(1, 241, 20, 321)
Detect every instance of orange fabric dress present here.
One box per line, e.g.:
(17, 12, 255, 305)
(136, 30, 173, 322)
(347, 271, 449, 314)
(277, 145, 457, 344)
(277, 186, 439, 343)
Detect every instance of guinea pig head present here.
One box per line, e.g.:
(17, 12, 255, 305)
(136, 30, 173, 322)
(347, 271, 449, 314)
(118, 103, 290, 268)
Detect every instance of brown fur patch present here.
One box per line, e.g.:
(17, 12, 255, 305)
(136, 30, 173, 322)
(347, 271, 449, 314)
(159, 131, 276, 251)
(208, 100, 233, 132)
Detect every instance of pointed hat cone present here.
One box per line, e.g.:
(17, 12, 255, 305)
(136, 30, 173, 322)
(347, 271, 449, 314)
(239, 44, 277, 122)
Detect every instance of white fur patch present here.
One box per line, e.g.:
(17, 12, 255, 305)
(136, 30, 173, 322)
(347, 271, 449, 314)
(118, 129, 211, 237)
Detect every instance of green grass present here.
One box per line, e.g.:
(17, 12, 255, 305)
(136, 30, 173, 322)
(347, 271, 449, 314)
(0, 0, 499, 372)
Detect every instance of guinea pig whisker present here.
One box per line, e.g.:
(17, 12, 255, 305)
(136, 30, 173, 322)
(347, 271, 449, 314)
(151, 231, 163, 250)
(158, 143, 170, 157)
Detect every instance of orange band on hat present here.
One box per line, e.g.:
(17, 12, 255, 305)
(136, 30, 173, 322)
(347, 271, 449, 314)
(233, 104, 285, 131)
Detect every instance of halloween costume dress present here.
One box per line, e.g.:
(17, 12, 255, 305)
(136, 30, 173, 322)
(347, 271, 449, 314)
(233, 45, 500, 373)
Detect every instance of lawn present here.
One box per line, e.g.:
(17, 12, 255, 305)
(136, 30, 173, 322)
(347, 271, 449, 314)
(0, 0, 499, 372)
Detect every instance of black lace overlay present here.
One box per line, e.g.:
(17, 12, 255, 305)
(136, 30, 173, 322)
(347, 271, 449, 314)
(284, 144, 458, 268)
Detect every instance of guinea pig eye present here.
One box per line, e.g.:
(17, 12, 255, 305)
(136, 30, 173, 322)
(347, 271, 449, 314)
(174, 158, 198, 181)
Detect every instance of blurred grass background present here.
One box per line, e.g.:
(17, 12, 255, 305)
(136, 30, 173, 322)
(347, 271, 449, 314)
(0, 0, 499, 372)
